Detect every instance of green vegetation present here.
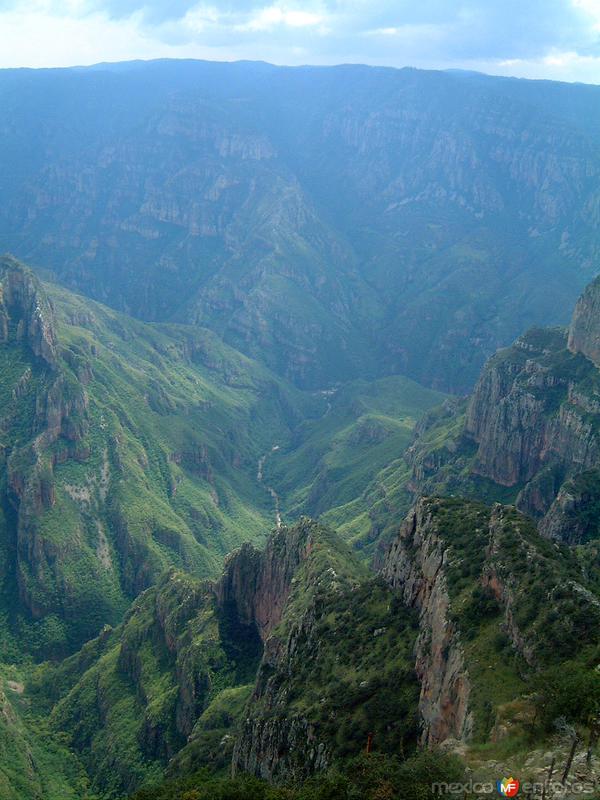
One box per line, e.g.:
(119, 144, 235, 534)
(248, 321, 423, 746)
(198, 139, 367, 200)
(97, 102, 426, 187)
(22, 519, 423, 797)
(28, 567, 260, 796)
(129, 750, 465, 800)
(280, 578, 420, 760)
(0, 667, 93, 800)
(419, 498, 600, 746)
(267, 375, 446, 554)
(0, 256, 322, 655)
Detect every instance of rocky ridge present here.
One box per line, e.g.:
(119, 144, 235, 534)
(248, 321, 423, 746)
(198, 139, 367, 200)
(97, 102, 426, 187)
(407, 274, 600, 545)
(4, 62, 600, 391)
(382, 496, 600, 745)
(381, 498, 473, 745)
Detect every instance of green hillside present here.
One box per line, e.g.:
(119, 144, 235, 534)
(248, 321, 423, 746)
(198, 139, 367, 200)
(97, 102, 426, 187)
(0, 255, 317, 656)
(265, 376, 446, 554)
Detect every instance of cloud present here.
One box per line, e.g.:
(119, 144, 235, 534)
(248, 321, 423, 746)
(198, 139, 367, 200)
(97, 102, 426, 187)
(237, 6, 326, 32)
(0, 0, 600, 82)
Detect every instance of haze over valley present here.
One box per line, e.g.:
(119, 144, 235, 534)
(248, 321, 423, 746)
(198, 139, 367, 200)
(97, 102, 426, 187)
(1, 51, 600, 800)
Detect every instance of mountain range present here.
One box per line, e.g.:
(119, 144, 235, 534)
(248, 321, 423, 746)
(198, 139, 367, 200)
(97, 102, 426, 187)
(1, 59, 600, 800)
(3, 60, 600, 391)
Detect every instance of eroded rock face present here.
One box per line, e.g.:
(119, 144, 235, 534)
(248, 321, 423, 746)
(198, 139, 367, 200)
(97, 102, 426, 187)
(381, 498, 473, 745)
(0, 255, 57, 367)
(568, 276, 600, 367)
(466, 332, 568, 487)
(233, 621, 331, 783)
(0, 258, 92, 626)
(215, 523, 313, 642)
(539, 470, 600, 544)
(229, 520, 334, 782)
(460, 325, 600, 529)
(379, 497, 600, 746)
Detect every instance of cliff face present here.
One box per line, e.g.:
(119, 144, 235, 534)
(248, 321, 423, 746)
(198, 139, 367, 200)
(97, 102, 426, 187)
(0, 256, 57, 367)
(538, 470, 600, 544)
(215, 523, 314, 642)
(37, 500, 600, 794)
(568, 275, 600, 366)
(232, 520, 420, 783)
(463, 307, 600, 532)
(0, 257, 93, 633)
(407, 284, 600, 543)
(381, 498, 472, 745)
(230, 519, 353, 782)
(464, 328, 599, 490)
(380, 497, 600, 745)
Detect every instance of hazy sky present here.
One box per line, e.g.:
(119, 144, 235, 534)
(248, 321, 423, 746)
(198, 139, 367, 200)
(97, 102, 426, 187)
(1, 0, 600, 82)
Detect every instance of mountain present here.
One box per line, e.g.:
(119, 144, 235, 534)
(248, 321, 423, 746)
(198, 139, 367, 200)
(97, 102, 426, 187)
(0, 254, 319, 656)
(0, 253, 449, 658)
(29, 518, 421, 796)
(2, 61, 600, 391)
(21, 497, 600, 799)
(4, 58, 600, 800)
(405, 273, 600, 547)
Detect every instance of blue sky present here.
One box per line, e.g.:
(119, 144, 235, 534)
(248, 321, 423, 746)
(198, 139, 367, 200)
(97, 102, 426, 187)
(1, 0, 600, 82)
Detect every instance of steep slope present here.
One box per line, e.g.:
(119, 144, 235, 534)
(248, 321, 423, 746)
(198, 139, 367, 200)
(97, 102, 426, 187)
(31, 519, 419, 796)
(380, 496, 600, 788)
(231, 525, 419, 782)
(0, 255, 312, 655)
(0, 668, 89, 800)
(389, 274, 600, 549)
(2, 61, 600, 390)
(30, 498, 600, 799)
(382, 498, 600, 743)
(264, 375, 446, 553)
(31, 521, 315, 796)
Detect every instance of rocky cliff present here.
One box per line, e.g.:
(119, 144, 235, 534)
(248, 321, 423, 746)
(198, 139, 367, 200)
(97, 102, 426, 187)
(568, 275, 600, 366)
(381, 498, 473, 745)
(232, 519, 419, 782)
(215, 522, 314, 642)
(381, 497, 600, 744)
(406, 274, 600, 544)
(465, 327, 600, 493)
(0, 255, 57, 367)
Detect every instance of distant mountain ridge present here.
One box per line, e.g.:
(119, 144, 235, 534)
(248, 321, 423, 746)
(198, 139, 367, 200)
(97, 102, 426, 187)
(2, 60, 600, 390)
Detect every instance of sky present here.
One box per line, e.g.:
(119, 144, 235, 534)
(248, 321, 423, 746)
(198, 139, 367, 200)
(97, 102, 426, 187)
(1, 0, 600, 83)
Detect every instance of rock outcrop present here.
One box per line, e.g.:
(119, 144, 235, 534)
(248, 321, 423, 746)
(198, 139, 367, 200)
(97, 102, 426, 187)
(230, 519, 339, 782)
(231, 520, 417, 783)
(568, 275, 600, 367)
(465, 318, 600, 526)
(380, 496, 600, 745)
(215, 523, 313, 642)
(382, 498, 473, 745)
(408, 298, 600, 542)
(538, 470, 600, 543)
(0, 255, 58, 367)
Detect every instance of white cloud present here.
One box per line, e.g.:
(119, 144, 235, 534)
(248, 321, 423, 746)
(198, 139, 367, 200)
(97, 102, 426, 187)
(0, 3, 229, 67)
(180, 4, 219, 35)
(237, 5, 326, 32)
